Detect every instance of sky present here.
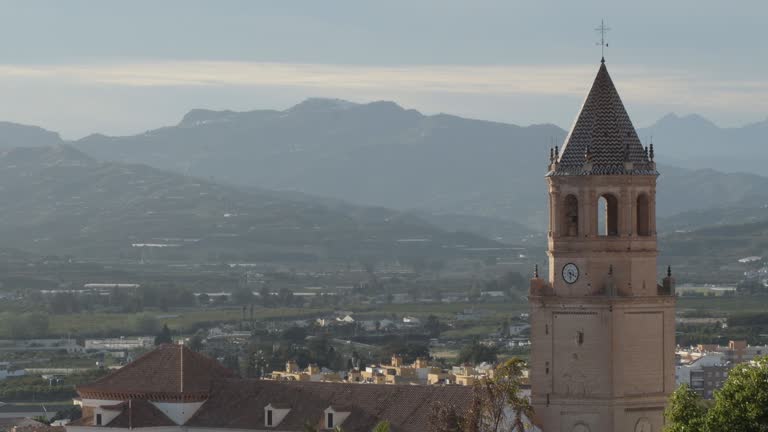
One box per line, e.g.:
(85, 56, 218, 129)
(0, 0, 766, 139)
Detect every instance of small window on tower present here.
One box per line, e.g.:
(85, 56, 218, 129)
(577, 330, 584, 345)
(545, 324, 549, 335)
(545, 361, 550, 375)
(96, 414, 102, 426)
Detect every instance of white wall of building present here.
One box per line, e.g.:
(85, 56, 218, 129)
(151, 401, 205, 425)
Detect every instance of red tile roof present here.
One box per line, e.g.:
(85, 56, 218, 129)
(77, 344, 234, 401)
(75, 345, 477, 431)
(188, 379, 474, 432)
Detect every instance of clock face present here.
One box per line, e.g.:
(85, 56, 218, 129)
(562, 263, 579, 284)
(635, 419, 651, 432)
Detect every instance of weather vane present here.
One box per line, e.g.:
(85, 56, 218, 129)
(595, 19, 611, 62)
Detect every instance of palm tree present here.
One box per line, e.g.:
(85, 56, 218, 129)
(305, 419, 390, 432)
(372, 421, 391, 432)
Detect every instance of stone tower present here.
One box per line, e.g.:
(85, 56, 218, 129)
(529, 60, 676, 432)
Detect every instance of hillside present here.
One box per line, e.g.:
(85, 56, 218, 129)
(663, 218, 768, 257)
(73, 99, 563, 228)
(69, 100, 768, 230)
(0, 121, 64, 149)
(0, 100, 767, 231)
(656, 166, 768, 231)
(659, 217, 768, 283)
(0, 146, 503, 262)
(638, 113, 768, 176)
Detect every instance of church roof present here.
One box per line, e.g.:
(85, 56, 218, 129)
(549, 61, 657, 176)
(187, 379, 475, 432)
(77, 344, 235, 401)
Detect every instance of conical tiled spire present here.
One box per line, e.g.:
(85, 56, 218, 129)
(549, 62, 657, 176)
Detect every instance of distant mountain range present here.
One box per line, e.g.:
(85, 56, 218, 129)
(0, 98, 767, 235)
(74, 99, 563, 229)
(0, 146, 501, 261)
(638, 113, 768, 176)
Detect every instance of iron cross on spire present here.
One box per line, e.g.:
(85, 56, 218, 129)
(595, 19, 611, 63)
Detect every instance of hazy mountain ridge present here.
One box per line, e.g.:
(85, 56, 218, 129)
(71, 99, 768, 229)
(662, 216, 768, 259)
(1, 100, 767, 232)
(0, 121, 64, 149)
(0, 145, 501, 261)
(71, 98, 564, 228)
(638, 113, 768, 175)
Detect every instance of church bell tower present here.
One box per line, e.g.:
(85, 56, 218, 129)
(529, 60, 676, 432)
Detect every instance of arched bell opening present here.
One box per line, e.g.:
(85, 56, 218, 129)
(597, 194, 619, 237)
(562, 194, 579, 237)
(636, 193, 650, 236)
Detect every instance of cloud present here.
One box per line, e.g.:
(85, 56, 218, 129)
(0, 60, 766, 114)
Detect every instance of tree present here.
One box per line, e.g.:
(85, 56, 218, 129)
(705, 357, 768, 432)
(464, 358, 533, 432)
(232, 287, 254, 305)
(381, 340, 430, 364)
(51, 405, 82, 423)
(154, 324, 172, 345)
(663, 384, 707, 432)
(430, 359, 533, 432)
(429, 402, 463, 432)
(25, 312, 50, 338)
(664, 357, 768, 432)
(425, 315, 441, 338)
(372, 421, 390, 432)
(188, 332, 204, 352)
(259, 285, 272, 306)
(457, 340, 498, 364)
(277, 288, 296, 306)
(282, 326, 309, 344)
(197, 293, 210, 306)
(134, 313, 160, 335)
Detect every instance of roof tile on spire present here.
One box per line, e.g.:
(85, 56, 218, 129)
(549, 62, 657, 176)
